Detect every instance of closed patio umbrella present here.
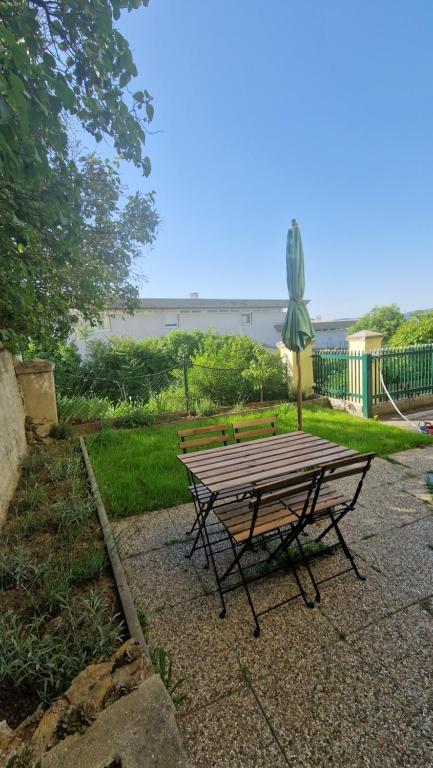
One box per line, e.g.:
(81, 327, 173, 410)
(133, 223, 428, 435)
(282, 219, 315, 430)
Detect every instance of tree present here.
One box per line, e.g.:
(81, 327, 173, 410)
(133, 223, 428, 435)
(389, 311, 433, 347)
(348, 305, 403, 344)
(0, 0, 157, 349)
(242, 344, 287, 403)
(0, 0, 153, 180)
(0, 154, 158, 348)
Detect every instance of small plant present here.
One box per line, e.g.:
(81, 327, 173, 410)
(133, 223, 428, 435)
(48, 454, 81, 482)
(0, 592, 124, 703)
(55, 497, 95, 542)
(49, 422, 72, 440)
(0, 546, 40, 591)
(193, 396, 218, 417)
(136, 606, 150, 631)
(149, 646, 186, 708)
(16, 479, 46, 513)
(20, 449, 47, 478)
(14, 508, 56, 539)
(69, 548, 106, 583)
(239, 660, 251, 685)
(38, 560, 72, 613)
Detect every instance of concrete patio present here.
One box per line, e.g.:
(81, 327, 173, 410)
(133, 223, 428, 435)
(114, 448, 433, 767)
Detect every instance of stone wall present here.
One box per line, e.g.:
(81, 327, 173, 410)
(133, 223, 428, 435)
(0, 346, 27, 528)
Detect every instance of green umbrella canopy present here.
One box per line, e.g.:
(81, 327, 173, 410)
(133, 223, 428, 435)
(282, 220, 315, 352)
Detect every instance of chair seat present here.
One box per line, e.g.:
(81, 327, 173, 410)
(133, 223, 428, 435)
(189, 483, 252, 505)
(215, 484, 351, 544)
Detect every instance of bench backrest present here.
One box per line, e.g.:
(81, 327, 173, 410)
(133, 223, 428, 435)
(233, 416, 277, 443)
(178, 424, 230, 453)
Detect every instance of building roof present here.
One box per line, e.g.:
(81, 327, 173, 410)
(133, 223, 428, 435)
(274, 317, 358, 334)
(111, 298, 289, 310)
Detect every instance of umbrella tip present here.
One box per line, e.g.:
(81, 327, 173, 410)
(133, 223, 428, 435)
(291, 218, 298, 227)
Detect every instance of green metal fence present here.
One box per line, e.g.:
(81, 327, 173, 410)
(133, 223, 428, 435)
(313, 344, 433, 417)
(372, 345, 433, 404)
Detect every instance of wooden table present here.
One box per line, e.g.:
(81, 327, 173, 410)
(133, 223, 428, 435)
(178, 430, 358, 494)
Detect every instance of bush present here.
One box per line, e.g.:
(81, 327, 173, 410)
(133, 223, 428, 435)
(112, 406, 155, 429)
(57, 394, 113, 423)
(49, 422, 73, 440)
(192, 396, 218, 416)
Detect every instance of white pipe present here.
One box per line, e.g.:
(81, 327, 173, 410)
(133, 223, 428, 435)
(379, 368, 422, 431)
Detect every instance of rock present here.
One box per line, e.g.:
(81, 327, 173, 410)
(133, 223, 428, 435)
(65, 661, 114, 711)
(0, 639, 186, 768)
(41, 676, 189, 768)
(31, 699, 69, 755)
(0, 721, 12, 739)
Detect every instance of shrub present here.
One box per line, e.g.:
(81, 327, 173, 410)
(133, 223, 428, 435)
(112, 406, 155, 429)
(146, 386, 186, 417)
(49, 422, 73, 440)
(57, 395, 113, 423)
(193, 396, 218, 416)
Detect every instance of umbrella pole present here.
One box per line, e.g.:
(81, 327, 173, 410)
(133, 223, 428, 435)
(296, 350, 302, 431)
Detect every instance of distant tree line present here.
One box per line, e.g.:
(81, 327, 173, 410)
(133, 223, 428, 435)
(349, 305, 433, 346)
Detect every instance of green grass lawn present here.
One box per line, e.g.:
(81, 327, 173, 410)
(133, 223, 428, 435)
(85, 404, 433, 518)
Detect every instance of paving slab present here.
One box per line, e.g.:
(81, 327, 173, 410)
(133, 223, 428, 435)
(353, 517, 433, 601)
(177, 687, 286, 768)
(145, 594, 242, 713)
(390, 446, 433, 472)
(311, 555, 409, 635)
(362, 457, 417, 487)
(217, 591, 340, 681)
(113, 508, 180, 559)
(123, 542, 205, 612)
(251, 640, 432, 768)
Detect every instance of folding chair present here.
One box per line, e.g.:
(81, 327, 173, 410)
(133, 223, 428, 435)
(178, 425, 251, 559)
(203, 469, 321, 637)
(232, 416, 277, 443)
(292, 453, 375, 603)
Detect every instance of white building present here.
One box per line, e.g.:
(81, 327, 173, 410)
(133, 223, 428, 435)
(73, 295, 358, 354)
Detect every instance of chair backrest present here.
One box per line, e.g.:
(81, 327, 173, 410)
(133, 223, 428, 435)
(316, 452, 375, 507)
(246, 469, 320, 539)
(178, 424, 230, 453)
(232, 416, 277, 443)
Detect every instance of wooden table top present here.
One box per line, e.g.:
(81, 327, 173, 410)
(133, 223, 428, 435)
(177, 431, 358, 493)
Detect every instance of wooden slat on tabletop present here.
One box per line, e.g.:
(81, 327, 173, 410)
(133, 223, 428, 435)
(205, 448, 357, 493)
(179, 432, 323, 471)
(184, 436, 340, 481)
(177, 430, 311, 465)
(199, 443, 354, 487)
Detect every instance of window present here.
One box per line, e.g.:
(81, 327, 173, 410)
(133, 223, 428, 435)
(241, 312, 252, 325)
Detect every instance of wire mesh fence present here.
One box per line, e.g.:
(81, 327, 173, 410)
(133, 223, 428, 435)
(55, 359, 293, 424)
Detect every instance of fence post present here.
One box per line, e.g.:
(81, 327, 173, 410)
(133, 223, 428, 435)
(347, 331, 383, 418)
(361, 353, 372, 418)
(183, 356, 190, 413)
(276, 340, 314, 398)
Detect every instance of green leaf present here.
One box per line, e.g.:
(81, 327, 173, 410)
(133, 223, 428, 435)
(133, 91, 144, 102)
(145, 102, 154, 121)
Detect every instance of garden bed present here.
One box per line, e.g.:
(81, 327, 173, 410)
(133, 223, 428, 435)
(0, 440, 125, 728)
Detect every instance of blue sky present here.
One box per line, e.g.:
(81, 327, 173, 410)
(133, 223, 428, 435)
(94, 0, 433, 318)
